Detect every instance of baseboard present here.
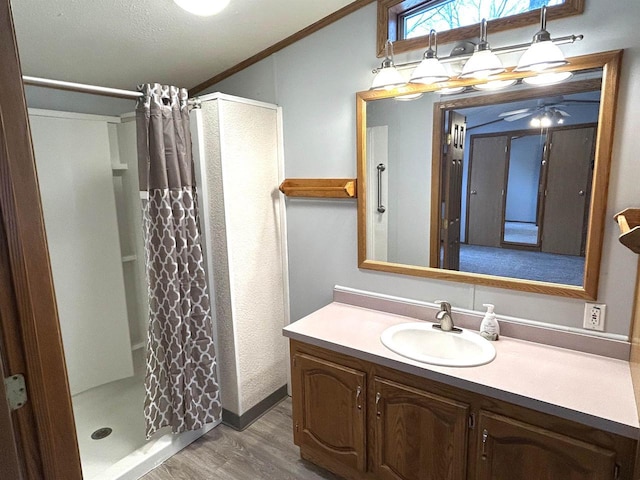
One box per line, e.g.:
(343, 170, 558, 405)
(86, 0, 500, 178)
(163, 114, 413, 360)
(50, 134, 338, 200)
(222, 384, 288, 431)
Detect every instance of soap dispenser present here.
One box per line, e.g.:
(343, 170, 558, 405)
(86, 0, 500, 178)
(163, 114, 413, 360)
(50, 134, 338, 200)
(480, 304, 500, 341)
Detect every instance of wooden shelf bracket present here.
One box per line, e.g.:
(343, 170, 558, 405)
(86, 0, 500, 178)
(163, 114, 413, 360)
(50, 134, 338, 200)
(279, 178, 357, 198)
(614, 208, 640, 254)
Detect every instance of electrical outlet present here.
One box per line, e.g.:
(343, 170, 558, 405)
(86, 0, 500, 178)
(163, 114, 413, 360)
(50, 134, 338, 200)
(583, 303, 606, 331)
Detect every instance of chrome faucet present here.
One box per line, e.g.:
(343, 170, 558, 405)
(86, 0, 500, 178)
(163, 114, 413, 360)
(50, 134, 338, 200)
(434, 301, 461, 333)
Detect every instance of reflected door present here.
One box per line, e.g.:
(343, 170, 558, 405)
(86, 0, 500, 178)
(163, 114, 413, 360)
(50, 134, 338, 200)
(467, 135, 508, 248)
(542, 126, 596, 256)
(441, 112, 466, 270)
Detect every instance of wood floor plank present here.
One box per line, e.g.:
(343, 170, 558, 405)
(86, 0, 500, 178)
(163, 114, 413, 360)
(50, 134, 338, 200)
(141, 398, 340, 480)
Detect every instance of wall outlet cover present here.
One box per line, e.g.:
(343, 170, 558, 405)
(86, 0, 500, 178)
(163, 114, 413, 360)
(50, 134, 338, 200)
(583, 303, 606, 331)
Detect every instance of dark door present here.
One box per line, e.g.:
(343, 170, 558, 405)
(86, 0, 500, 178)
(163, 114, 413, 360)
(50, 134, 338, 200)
(441, 111, 466, 270)
(0, 1, 82, 477)
(542, 126, 596, 255)
(467, 135, 509, 248)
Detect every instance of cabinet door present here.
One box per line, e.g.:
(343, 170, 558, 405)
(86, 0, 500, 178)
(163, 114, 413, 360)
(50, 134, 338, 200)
(476, 411, 617, 480)
(292, 353, 366, 472)
(373, 378, 469, 480)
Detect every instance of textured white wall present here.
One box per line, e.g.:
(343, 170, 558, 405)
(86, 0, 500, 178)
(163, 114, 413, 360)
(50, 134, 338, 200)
(200, 97, 288, 415)
(29, 111, 133, 395)
(203, 1, 640, 337)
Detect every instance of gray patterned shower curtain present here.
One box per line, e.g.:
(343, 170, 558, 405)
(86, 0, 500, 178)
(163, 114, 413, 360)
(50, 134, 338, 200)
(136, 83, 221, 438)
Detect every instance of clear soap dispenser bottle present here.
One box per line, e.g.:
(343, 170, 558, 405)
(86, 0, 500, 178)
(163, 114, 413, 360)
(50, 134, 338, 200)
(480, 304, 500, 341)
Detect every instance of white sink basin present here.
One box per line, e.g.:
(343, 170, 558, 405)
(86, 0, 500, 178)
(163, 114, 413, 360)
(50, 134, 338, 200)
(380, 322, 496, 367)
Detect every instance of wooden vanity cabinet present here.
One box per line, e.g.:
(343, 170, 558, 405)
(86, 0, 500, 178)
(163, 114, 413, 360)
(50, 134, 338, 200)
(475, 411, 617, 480)
(291, 352, 367, 477)
(289, 340, 636, 480)
(373, 377, 469, 480)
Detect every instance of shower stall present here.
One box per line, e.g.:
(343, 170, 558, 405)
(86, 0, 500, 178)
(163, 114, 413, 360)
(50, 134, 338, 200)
(21, 79, 289, 479)
(27, 104, 220, 480)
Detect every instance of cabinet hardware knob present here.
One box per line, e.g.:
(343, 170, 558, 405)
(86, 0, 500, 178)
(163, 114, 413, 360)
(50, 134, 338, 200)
(356, 386, 362, 410)
(481, 429, 489, 459)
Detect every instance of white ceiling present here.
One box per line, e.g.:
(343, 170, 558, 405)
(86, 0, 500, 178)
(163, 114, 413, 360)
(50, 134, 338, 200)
(11, 0, 355, 91)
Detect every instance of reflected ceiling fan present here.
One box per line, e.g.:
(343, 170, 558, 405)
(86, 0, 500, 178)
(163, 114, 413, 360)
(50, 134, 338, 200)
(498, 96, 599, 123)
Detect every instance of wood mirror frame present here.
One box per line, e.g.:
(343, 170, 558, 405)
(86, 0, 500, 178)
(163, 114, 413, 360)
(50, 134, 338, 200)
(356, 50, 622, 299)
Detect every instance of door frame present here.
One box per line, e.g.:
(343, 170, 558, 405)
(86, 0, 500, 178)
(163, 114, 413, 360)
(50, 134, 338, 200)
(0, 1, 82, 478)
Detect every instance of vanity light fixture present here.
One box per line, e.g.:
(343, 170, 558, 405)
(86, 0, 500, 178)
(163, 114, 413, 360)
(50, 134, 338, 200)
(410, 30, 450, 84)
(369, 10, 583, 91)
(516, 6, 568, 72)
(459, 19, 505, 79)
(371, 40, 407, 91)
(173, 0, 230, 16)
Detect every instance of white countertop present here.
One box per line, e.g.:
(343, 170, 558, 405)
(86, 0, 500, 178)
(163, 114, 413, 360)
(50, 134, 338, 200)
(283, 302, 639, 438)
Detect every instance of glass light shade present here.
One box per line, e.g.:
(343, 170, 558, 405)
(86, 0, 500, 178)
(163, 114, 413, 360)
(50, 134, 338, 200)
(473, 79, 517, 91)
(410, 58, 449, 84)
(523, 71, 573, 86)
(515, 41, 568, 72)
(460, 50, 505, 79)
(396, 92, 424, 101)
(437, 86, 466, 95)
(371, 66, 407, 90)
(173, 0, 230, 16)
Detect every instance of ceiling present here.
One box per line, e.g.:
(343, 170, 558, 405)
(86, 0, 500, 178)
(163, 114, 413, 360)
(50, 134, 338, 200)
(11, 0, 356, 92)
(460, 89, 601, 130)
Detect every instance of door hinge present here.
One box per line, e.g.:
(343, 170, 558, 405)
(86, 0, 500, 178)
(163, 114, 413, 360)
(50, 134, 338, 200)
(468, 413, 475, 429)
(4, 374, 27, 411)
(293, 357, 297, 368)
(614, 463, 620, 479)
(295, 422, 299, 432)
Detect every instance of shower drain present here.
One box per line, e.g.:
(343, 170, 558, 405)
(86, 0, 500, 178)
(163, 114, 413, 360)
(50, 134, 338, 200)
(91, 427, 113, 440)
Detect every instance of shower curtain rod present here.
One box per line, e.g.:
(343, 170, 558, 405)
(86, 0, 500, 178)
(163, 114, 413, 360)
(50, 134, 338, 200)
(23, 75, 144, 99)
(22, 75, 199, 104)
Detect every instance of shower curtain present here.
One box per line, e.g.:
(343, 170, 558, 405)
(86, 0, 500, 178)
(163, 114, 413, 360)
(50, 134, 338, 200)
(136, 83, 221, 438)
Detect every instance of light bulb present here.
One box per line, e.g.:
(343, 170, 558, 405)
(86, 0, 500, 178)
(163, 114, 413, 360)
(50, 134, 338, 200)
(174, 0, 230, 16)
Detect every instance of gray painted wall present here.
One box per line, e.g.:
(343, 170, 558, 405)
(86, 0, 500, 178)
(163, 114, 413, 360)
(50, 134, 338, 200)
(204, 1, 640, 336)
(367, 96, 433, 266)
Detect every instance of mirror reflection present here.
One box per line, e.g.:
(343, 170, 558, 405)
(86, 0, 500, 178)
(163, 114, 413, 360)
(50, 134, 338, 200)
(441, 83, 600, 285)
(361, 62, 609, 294)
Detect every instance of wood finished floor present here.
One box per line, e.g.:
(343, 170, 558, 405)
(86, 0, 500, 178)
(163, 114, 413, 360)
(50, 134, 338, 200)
(141, 398, 340, 480)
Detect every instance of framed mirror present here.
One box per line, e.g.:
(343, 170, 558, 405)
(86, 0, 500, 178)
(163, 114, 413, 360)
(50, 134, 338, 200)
(356, 50, 622, 299)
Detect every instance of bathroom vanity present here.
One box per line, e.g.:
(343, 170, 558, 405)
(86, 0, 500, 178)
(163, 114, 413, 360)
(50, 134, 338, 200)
(283, 291, 638, 480)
